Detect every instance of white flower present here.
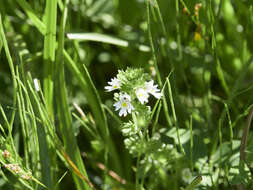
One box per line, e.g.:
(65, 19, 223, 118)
(113, 93, 134, 117)
(136, 88, 149, 104)
(145, 80, 162, 99)
(181, 168, 193, 184)
(105, 77, 121, 92)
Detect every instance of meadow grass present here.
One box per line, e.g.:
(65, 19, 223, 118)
(0, 0, 253, 190)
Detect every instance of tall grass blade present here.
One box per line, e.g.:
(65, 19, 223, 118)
(43, 0, 57, 117)
(55, 1, 93, 189)
(63, 49, 122, 175)
(0, 14, 17, 129)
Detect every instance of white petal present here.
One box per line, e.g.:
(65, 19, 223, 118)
(153, 92, 162, 99)
(119, 108, 127, 117)
(113, 101, 121, 111)
(127, 104, 134, 114)
(145, 80, 162, 99)
(105, 86, 113, 91)
(105, 77, 121, 92)
(136, 88, 149, 104)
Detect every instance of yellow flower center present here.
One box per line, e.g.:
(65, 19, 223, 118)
(121, 102, 127, 108)
(113, 85, 118, 89)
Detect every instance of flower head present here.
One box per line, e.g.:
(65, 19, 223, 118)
(105, 77, 121, 92)
(2, 149, 10, 159)
(113, 93, 134, 117)
(5, 164, 22, 174)
(145, 80, 162, 99)
(136, 88, 149, 104)
(181, 168, 193, 184)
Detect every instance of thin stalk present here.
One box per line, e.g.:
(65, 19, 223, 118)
(0, 14, 17, 130)
(25, 78, 52, 189)
(152, 0, 168, 41)
(207, 0, 229, 96)
(151, 101, 162, 136)
(135, 152, 141, 190)
(0, 105, 18, 160)
(240, 105, 253, 162)
(72, 113, 98, 139)
(224, 104, 233, 158)
(146, 0, 172, 127)
(190, 115, 193, 172)
(132, 112, 142, 190)
(16, 70, 29, 168)
(167, 77, 185, 154)
(175, 0, 182, 60)
(217, 116, 223, 186)
(145, 0, 162, 86)
(238, 105, 253, 190)
(0, 15, 19, 161)
(22, 84, 40, 178)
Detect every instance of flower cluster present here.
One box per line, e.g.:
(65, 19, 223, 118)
(136, 80, 162, 104)
(2, 149, 10, 158)
(4, 163, 31, 180)
(105, 68, 162, 117)
(2, 149, 31, 180)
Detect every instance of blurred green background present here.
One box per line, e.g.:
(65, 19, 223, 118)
(1, 0, 253, 189)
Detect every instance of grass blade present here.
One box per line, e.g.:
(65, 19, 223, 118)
(55, 0, 93, 189)
(0, 14, 17, 130)
(67, 33, 150, 52)
(43, 0, 57, 117)
(185, 175, 202, 190)
(16, 0, 46, 34)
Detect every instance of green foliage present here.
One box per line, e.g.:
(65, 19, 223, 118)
(1, 0, 253, 190)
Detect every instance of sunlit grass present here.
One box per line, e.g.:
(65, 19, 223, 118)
(0, 0, 253, 190)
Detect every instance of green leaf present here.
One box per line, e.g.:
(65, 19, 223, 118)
(67, 33, 150, 52)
